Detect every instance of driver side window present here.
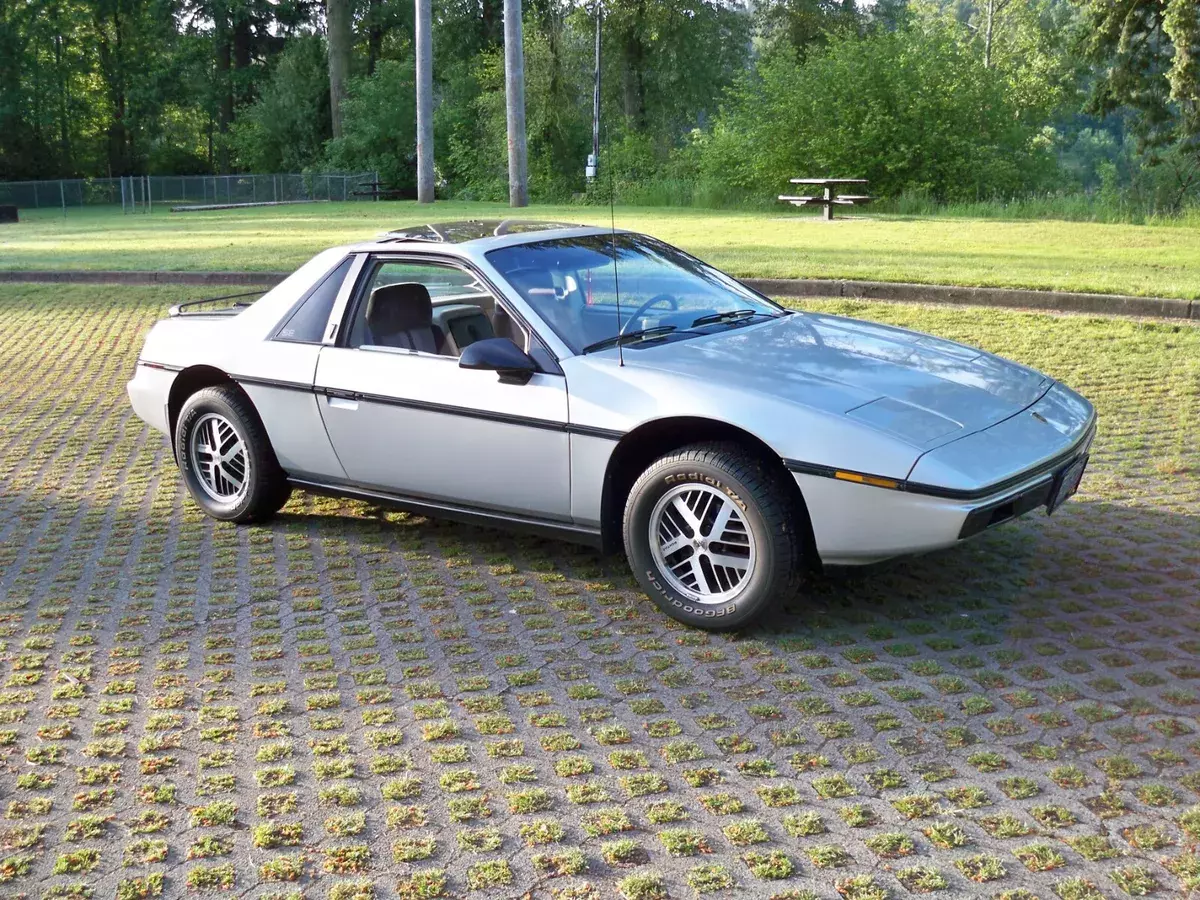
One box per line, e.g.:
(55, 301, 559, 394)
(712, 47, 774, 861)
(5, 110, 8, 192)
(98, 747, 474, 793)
(346, 259, 527, 358)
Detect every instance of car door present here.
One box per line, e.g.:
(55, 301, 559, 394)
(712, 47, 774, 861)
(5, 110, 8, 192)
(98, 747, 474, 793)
(313, 255, 572, 520)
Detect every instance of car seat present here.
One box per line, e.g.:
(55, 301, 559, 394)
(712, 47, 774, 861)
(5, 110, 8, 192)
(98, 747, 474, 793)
(364, 283, 444, 354)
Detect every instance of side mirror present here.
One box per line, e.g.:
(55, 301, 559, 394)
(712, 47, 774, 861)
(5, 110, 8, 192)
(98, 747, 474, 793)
(459, 337, 538, 385)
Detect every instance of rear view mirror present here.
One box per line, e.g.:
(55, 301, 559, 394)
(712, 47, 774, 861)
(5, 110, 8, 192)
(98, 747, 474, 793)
(459, 337, 538, 385)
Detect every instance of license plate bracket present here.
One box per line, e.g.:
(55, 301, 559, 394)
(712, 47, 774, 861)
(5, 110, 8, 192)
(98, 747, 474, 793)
(1047, 455, 1088, 515)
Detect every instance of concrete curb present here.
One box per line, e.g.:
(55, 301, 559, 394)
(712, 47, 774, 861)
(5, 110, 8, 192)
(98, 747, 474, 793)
(2, 269, 1196, 320)
(0, 270, 285, 287)
(746, 278, 1197, 320)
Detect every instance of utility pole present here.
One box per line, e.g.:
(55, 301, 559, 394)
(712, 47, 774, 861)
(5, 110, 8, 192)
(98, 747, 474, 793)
(415, 0, 435, 203)
(586, 1, 601, 183)
(327, 0, 352, 137)
(504, 0, 529, 207)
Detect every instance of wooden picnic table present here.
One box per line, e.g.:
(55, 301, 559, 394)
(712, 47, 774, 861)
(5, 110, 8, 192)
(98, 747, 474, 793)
(779, 178, 871, 220)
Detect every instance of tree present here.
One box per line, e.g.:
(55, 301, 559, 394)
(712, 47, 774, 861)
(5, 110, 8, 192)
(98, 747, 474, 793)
(698, 23, 1057, 200)
(756, 0, 859, 57)
(980, 0, 1010, 68)
(1081, 0, 1200, 158)
(326, 58, 417, 189)
(234, 35, 331, 171)
(600, 0, 751, 141)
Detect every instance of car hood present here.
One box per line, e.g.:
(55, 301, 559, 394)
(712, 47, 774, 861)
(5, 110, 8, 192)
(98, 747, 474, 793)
(621, 312, 1050, 448)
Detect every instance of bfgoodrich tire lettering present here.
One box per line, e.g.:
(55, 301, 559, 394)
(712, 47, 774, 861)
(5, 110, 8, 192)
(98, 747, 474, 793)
(623, 442, 802, 629)
(175, 385, 290, 523)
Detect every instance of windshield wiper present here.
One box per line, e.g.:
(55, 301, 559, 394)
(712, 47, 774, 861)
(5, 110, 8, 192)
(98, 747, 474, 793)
(581, 325, 678, 354)
(690, 309, 767, 328)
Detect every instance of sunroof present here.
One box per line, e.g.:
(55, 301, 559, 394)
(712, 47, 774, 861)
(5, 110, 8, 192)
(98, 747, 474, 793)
(379, 219, 583, 244)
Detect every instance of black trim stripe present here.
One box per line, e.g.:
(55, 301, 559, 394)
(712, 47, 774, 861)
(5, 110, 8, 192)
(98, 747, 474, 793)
(787, 419, 1096, 502)
(328, 388, 568, 432)
(567, 423, 625, 441)
(230, 373, 624, 440)
(232, 374, 312, 393)
(290, 478, 603, 548)
(782, 459, 839, 480)
(137, 360, 183, 372)
(907, 421, 1094, 500)
(156, 363, 1092, 501)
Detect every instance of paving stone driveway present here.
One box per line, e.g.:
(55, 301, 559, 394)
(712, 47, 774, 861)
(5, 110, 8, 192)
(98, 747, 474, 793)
(0, 285, 1198, 900)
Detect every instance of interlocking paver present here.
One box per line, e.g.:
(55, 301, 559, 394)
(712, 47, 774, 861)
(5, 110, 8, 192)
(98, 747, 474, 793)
(0, 284, 1198, 900)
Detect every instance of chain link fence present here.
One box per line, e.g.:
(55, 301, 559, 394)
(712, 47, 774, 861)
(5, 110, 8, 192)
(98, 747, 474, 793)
(0, 172, 380, 213)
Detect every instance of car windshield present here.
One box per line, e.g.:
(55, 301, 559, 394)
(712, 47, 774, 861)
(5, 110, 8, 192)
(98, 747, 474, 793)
(485, 233, 782, 355)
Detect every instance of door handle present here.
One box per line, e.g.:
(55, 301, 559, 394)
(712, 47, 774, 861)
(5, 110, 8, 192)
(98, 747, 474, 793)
(323, 388, 359, 410)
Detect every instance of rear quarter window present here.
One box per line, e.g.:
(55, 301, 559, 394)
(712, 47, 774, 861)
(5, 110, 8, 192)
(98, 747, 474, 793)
(274, 258, 352, 343)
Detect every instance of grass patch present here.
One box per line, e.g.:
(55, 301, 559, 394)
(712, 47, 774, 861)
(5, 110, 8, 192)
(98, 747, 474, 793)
(15, 203, 1200, 299)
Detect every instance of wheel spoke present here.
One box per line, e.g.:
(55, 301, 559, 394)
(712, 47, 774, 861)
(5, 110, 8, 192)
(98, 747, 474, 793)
(686, 554, 710, 592)
(707, 551, 750, 573)
(671, 495, 702, 535)
(706, 501, 735, 540)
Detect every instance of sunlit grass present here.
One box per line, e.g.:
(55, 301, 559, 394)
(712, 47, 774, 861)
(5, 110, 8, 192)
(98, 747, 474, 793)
(6, 200, 1200, 298)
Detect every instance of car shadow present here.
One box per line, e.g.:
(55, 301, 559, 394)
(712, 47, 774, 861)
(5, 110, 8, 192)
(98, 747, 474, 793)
(273, 494, 1199, 642)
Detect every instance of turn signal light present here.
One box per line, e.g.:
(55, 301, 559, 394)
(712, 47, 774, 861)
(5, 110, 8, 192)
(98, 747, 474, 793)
(834, 471, 900, 490)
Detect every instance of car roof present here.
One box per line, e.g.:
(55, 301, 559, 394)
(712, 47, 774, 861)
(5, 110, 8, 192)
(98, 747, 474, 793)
(349, 219, 622, 256)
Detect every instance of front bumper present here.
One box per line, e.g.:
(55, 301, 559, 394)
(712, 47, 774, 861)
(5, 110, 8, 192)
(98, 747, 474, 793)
(796, 454, 1079, 565)
(798, 385, 1096, 565)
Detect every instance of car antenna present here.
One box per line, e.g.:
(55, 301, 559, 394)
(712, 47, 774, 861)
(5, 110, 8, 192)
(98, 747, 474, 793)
(606, 129, 624, 368)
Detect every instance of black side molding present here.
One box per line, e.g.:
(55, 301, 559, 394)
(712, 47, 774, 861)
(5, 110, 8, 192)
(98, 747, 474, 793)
(289, 478, 605, 549)
(232, 372, 625, 440)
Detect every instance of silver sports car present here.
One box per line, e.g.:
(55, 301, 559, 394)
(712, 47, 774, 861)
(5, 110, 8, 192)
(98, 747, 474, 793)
(128, 220, 1096, 627)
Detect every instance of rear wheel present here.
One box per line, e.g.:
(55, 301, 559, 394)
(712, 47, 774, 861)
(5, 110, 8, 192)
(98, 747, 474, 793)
(623, 442, 803, 629)
(175, 385, 290, 523)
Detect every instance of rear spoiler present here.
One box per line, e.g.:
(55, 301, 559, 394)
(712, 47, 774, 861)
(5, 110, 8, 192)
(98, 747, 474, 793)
(168, 290, 265, 317)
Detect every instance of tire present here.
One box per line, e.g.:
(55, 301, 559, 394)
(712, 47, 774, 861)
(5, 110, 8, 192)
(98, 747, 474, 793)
(623, 442, 803, 629)
(175, 385, 291, 523)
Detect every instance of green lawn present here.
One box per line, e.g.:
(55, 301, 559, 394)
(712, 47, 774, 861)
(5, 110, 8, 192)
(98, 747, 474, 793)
(6, 201, 1200, 298)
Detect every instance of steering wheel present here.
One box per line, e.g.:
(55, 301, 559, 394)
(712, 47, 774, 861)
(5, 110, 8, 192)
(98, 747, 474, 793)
(621, 294, 679, 333)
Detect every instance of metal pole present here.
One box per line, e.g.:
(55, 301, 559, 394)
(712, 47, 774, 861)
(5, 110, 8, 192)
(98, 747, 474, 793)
(415, 0, 434, 203)
(60, 180, 66, 217)
(147, 175, 152, 214)
(121, 177, 126, 214)
(504, 0, 528, 207)
(588, 1, 601, 183)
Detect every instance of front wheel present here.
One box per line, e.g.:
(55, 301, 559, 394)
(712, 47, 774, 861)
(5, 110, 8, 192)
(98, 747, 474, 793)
(175, 385, 290, 523)
(623, 443, 803, 629)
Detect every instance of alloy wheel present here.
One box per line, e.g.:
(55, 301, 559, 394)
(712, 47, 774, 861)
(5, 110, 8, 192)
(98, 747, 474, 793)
(648, 483, 756, 603)
(188, 412, 250, 503)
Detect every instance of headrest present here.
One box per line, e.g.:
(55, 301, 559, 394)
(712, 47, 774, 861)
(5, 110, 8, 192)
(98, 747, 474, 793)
(366, 283, 433, 334)
(507, 268, 556, 296)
